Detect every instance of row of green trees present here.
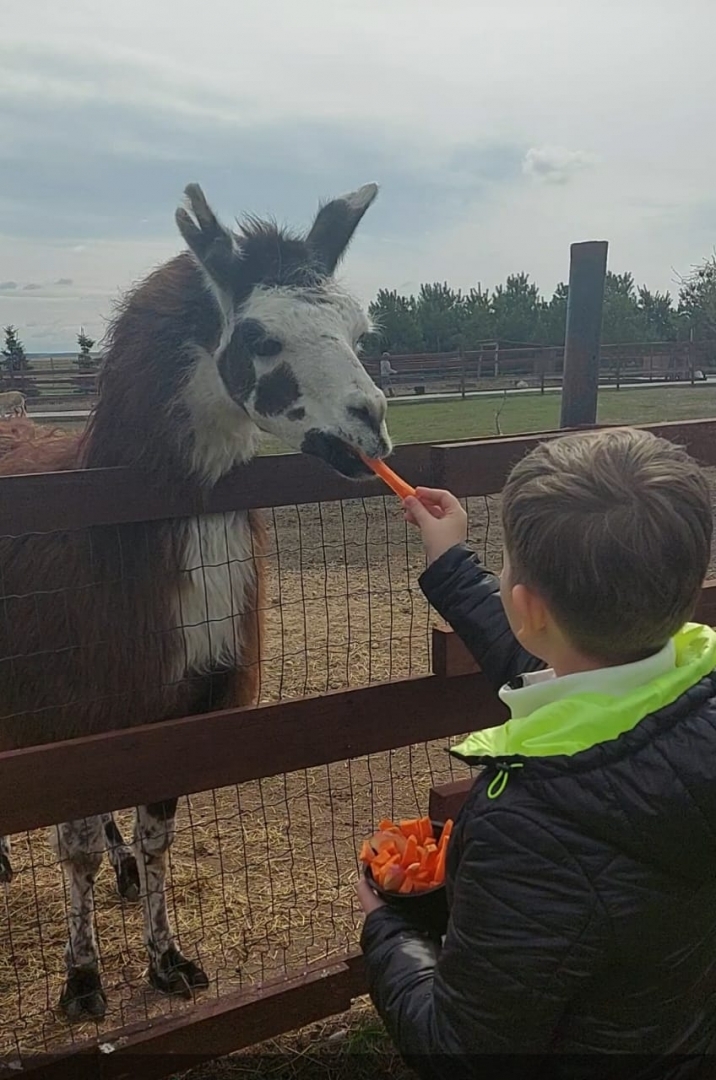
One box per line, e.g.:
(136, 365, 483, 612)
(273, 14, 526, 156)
(3, 254, 716, 366)
(1, 327, 97, 375)
(366, 257, 716, 356)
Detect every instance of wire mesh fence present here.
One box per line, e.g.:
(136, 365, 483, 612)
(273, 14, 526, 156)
(0, 492, 500, 1064)
(3, 432, 716, 1069)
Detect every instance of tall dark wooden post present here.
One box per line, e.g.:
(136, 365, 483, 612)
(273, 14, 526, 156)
(560, 241, 608, 428)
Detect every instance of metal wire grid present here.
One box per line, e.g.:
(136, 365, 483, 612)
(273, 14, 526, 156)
(0, 494, 498, 1062)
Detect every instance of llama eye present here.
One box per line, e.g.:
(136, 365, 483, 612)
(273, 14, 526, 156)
(254, 337, 282, 358)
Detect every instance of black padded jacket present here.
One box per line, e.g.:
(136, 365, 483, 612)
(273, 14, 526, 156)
(360, 544, 716, 1080)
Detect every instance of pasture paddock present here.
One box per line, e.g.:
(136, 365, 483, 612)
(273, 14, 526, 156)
(1, 422, 716, 1078)
(26, 383, 716, 448)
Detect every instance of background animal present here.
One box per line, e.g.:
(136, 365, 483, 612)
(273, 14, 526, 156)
(0, 181, 389, 1021)
(0, 390, 27, 418)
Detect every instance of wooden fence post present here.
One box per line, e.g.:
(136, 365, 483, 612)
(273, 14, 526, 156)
(560, 241, 608, 428)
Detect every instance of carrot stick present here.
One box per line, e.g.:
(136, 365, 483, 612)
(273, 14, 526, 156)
(439, 820, 454, 848)
(400, 835, 419, 869)
(417, 817, 433, 844)
(399, 818, 424, 839)
(434, 820, 454, 883)
(359, 840, 373, 864)
(359, 453, 416, 500)
(373, 848, 393, 867)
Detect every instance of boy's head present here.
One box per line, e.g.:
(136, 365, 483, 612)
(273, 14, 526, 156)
(500, 427, 712, 668)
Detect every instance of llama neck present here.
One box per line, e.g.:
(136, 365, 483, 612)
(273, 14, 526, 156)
(81, 253, 260, 488)
(178, 347, 260, 485)
(82, 378, 259, 488)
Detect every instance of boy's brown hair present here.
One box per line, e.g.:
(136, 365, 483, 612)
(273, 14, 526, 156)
(501, 427, 713, 663)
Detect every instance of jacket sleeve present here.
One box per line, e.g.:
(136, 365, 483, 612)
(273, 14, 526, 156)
(360, 808, 603, 1075)
(419, 544, 544, 690)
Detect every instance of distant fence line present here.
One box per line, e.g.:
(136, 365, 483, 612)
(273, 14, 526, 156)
(2, 340, 715, 404)
(0, 353, 100, 402)
(362, 339, 716, 397)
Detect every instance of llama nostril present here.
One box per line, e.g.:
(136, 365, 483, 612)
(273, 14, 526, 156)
(347, 403, 380, 434)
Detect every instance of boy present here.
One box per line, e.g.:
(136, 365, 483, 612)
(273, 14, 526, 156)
(357, 428, 716, 1080)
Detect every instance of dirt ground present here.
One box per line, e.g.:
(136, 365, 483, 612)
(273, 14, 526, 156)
(0, 495, 500, 1065)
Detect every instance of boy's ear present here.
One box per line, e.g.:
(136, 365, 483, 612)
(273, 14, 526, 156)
(511, 583, 549, 642)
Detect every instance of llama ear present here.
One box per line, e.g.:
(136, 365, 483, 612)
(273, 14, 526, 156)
(175, 184, 238, 289)
(306, 183, 378, 274)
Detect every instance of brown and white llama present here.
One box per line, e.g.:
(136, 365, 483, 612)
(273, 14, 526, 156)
(0, 182, 390, 1021)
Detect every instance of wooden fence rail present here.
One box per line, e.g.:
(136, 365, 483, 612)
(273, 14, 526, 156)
(11, 955, 368, 1080)
(4, 417, 716, 1077)
(3, 417, 716, 535)
(0, 669, 500, 836)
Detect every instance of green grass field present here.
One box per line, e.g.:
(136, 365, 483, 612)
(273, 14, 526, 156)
(385, 386, 716, 444)
(256, 385, 716, 455)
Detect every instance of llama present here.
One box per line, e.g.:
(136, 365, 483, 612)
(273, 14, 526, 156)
(0, 182, 389, 1021)
(0, 390, 27, 418)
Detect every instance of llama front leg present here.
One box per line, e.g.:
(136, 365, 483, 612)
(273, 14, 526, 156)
(134, 800, 208, 997)
(102, 813, 140, 902)
(50, 817, 108, 1020)
(0, 835, 12, 883)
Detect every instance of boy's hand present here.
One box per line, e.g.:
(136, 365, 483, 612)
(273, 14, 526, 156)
(404, 487, 468, 565)
(356, 877, 386, 915)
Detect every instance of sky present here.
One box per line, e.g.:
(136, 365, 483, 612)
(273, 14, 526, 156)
(1, 0, 715, 351)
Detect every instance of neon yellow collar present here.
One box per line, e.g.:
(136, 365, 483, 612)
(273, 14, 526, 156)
(452, 623, 716, 761)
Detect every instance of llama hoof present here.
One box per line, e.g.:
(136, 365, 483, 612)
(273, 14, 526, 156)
(115, 856, 140, 903)
(149, 945, 209, 999)
(0, 852, 12, 885)
(60, 966, 107, 1022)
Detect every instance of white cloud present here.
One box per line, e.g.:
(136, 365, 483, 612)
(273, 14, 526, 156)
(0, 235, 178, 349)
(522, 146, 596, 185)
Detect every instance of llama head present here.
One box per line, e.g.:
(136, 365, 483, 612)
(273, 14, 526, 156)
(175, 183, 390, 480)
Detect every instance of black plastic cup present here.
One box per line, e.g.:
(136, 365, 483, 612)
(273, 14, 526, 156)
(362, 820, 449, 939)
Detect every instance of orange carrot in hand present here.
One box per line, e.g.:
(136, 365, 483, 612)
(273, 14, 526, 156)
(359, 453, 416, 500)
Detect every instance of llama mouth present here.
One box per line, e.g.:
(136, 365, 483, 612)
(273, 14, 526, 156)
(300, 430, 375, 479)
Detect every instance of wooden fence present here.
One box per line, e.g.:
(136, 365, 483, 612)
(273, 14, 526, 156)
(362, 339, 716, 396)
(0, 355, 99, 402)
(2, 417, 716, 1079)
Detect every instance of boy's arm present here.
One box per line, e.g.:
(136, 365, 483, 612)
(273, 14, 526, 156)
(360, 808, 601, 1074)
(419, 544, 543, 689)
